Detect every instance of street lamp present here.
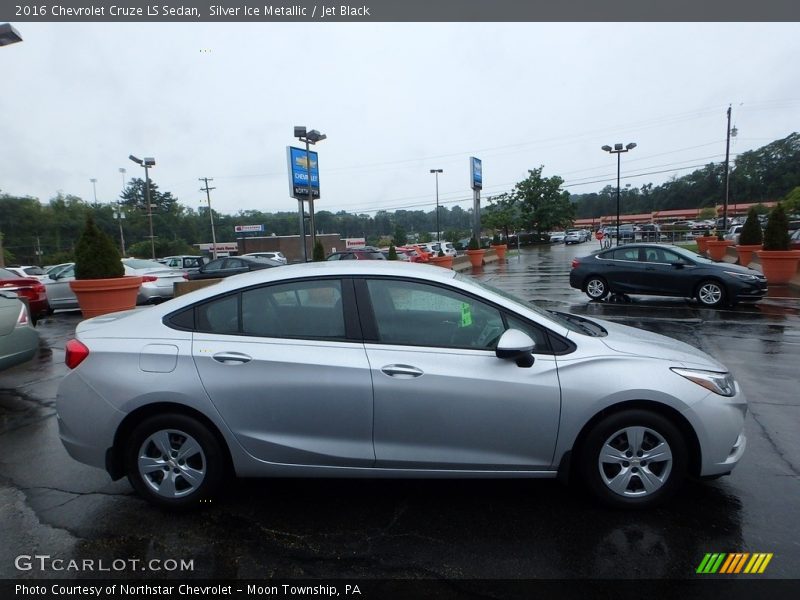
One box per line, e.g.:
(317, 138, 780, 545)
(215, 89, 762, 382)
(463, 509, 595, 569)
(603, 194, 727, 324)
(129, 154, 156, 259)
(116, 168, 127, 256)
(294, 126, 326, 260)
(89, 178, 98, 204)
(430, 169, 443, 242)
(601, 142, 636, 246)
(0, 23, 22, 46)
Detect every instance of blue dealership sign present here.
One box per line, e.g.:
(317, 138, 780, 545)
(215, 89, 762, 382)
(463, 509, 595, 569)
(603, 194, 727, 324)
(287, 146, 320, 199)
(471, 156, 482, 190)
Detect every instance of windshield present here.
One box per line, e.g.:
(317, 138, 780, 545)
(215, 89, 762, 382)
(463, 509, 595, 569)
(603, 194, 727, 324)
(123, 259, 169, 269)
(456, 273, 588, 333)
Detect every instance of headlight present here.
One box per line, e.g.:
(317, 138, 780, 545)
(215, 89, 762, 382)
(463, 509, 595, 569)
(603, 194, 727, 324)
(671, 368, 736, 397)
(724, 271, 759, 282)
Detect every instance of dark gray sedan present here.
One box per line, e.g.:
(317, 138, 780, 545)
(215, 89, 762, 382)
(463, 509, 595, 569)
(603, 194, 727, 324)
(569, 243, 767, 307)
(187, 256, 282, 280)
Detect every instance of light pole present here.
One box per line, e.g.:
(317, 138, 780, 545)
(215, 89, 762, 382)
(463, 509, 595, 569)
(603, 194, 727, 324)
(0, 23, 23, 46)
(294, 126, 326, 260)
(601, 143, 636, 246)
(129, 155, 156, 259)
(430, 169, 443, 242)
(89, 178, 98, 206)
(722, 106, 738, 234)
(116, 168, 127, 256)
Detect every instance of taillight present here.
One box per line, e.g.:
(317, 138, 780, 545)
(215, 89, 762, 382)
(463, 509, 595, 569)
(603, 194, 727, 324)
(16, 303, 29, 327)
(182, 274, 189, 280)
(65, 339, 90, 369)
(571, 258, 580, 269)
(141, 275, 158, 282)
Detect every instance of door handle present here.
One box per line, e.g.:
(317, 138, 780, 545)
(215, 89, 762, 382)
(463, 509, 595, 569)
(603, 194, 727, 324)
(212, 352, 252, 364)
(381, 364, 424, 378)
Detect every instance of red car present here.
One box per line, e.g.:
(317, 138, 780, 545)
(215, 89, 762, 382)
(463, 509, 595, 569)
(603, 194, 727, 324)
(0, 268, 49, 322)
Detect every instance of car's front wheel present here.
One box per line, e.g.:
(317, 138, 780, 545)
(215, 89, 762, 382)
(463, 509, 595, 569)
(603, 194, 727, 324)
(696, 280, 726, 308)
(580, 410, 687, 509)
(584, 276, 610, 301)
(124, 414, 225, 509)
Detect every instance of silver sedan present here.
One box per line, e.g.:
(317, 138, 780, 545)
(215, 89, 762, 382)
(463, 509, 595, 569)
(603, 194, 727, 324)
(56, 262, 747, 509)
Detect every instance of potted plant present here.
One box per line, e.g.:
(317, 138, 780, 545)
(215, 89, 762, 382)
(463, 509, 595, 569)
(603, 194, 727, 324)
(696, 228, 715, 255)
(465, 236, 486, 269)
(387, 245, 398, 260)
(706, 228, 733, 261)
(69, 215, 142, 318)
(428, 248, 453, 269)
(756, 203, 800, 284)
(736, 207, 763, 267)
(312, 240, 325, 262)
(491, 234, 507, 261)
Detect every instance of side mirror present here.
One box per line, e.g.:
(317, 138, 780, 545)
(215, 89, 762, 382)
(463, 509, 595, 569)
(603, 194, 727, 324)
(495, 329, 535, 368)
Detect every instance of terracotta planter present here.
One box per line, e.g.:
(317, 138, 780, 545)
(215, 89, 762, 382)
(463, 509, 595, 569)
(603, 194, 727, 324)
(735, 244, 762, 267)
(756, 250, 800, 285)
(428, 255, 453, 269)
(706, 239, 733, 261)
(696, 235, 716, 254)
(491, 244, 507, 260)
(70, 276, 143, 318)
(466, 249, 486, 268)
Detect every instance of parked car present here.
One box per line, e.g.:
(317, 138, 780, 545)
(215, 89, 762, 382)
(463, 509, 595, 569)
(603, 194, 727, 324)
(5, 265, 48, 281)
(326, 247, 386, 261)
(243, 252, 288, 265)
(548, 232, 566, 244)
(790, 228, 800, 250)
(122, 259, 188, 304)
(161, 255, 210, 272)
(0, 268, 49, 321)
(57, 261, 747, 510)
(380, 248, 411, 261)
(569, 243, 767, 307)
(723, 224, 745, 245)
(187, 255, 282, 280)
(638, 224, 661, 241)
(396, 247, 428, 263)
(0, 292, 39, 372)
(564, 229, 585, 245)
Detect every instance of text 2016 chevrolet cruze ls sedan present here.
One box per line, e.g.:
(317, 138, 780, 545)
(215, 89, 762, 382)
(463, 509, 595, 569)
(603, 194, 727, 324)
(57, 262, 747, 509)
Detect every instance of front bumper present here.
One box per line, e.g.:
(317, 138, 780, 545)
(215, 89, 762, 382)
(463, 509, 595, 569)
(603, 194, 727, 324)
(686, 384, 748, 477)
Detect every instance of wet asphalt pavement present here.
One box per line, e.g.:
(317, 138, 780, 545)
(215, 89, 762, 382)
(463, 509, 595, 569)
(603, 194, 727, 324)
(1, 242, 798, 581)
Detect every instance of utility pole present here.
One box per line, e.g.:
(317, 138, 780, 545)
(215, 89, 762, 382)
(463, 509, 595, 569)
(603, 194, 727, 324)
(723, 105, 732, 234)
(199, 177, 218, 260)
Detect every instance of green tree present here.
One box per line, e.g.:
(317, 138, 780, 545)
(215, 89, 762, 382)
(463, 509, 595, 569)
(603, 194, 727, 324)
(511, 167, 575, 234)
(483, 193, 521, 239)
(387, 245, 398, 260)
(763, 204, 790, 251)
(393, 225, 408, 246)
(784, 186, 800, 215)
(74, 214, 124, 279)
(738, 207, 763, 246)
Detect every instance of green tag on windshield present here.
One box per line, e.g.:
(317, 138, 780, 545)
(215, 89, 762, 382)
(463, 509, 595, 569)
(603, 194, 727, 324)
(460, 303, 473, 327)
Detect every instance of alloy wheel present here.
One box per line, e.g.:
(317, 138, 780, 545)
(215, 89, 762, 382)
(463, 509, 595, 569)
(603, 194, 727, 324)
(598, 426, 673, 498)
(697, 282, 724, 307)
(137, 429, 207, 499)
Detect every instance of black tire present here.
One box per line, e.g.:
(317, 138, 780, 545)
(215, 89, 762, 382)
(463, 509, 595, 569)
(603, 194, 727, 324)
(579, 410, 687, 509)
(584, 276, 610, 301)
(695, 279, 726, 308)
(124, 414, 225, 509)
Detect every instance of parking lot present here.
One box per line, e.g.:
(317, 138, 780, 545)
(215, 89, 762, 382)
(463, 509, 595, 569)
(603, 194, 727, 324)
(1, 241, 799, 580)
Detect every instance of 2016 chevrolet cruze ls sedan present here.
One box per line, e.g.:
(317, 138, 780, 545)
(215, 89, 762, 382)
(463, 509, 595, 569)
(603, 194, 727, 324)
(57, 262, 747, 509)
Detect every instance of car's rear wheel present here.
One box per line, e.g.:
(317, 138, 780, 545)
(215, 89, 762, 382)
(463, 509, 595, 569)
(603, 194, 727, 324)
(696, 280, 725, 307)
(584, 276, 609, 301)
(580, 410, 687, 509)
(124, 414, 224, 509)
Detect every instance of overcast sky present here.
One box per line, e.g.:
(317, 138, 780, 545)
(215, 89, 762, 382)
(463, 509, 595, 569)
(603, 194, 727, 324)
(2, 22, 799, 219)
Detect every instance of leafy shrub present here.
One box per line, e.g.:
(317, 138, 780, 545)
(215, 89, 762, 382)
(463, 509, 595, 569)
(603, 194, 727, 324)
(763, 204, 790, 251)
(738, 207, 763, 246)
(467, 236, 480, 250)
(312, 240, 325, 262)
(388, 245, 398, 260)
(74, 215, 124, 280)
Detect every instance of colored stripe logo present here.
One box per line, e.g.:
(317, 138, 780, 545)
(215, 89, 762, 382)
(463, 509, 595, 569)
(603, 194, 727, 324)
(696, 553, 773, 574)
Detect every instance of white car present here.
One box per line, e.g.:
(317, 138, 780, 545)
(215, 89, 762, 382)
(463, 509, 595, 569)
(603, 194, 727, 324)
(421, 242, 457, 257)
(549, 232, 566, 243)
(243, 251, 288, 265)
(5, 265, 48, 281)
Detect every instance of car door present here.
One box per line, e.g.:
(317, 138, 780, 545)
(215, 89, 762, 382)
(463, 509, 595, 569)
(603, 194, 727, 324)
(44, 265, 78, 308)
(603, 247, 646, 293)
(190, 278, 375, 467)
(358, 277, 561, 470)
(639, 247, 695, 296)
